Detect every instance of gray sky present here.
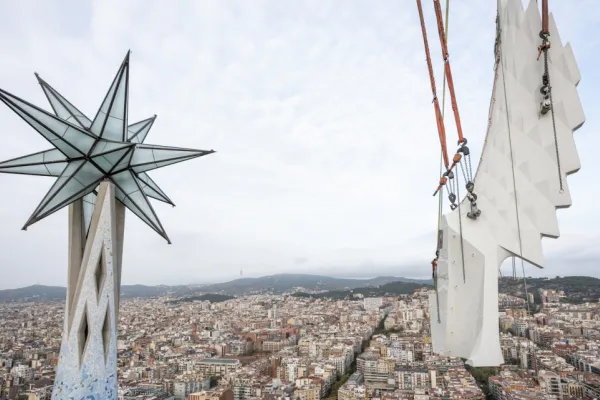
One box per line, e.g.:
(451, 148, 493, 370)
(0, 0, 598, 289)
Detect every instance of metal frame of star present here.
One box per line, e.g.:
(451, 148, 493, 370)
(0, 51, 215, 243)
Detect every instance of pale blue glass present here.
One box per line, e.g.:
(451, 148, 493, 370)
(0, 51, 214, 242)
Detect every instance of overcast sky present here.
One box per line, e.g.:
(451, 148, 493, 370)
(0, 0, 598, 289)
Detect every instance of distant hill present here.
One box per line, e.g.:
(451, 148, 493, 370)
(0, 285, 66, 302)
(4, 275, 597, 303)
(119, 284, 199, 299)
(197, 274, 433, 295)
(291, 280, 431, 300)
(0, 284, 189, 303)
(499, 276, 600, 303)
(0, 274, 433, 302)
(167, 294, 235, 304)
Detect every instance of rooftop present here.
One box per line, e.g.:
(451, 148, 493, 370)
(199, 358, 241, 365)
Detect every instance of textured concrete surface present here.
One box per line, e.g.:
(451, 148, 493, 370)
(52, 182, 124, 399)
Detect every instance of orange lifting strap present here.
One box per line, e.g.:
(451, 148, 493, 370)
(432, 153, 462, 196)
(416, 0, 450, 170)
(541, 0, 549, 34)
(537, 0, 551, 60)
(432, 0, 465, 145)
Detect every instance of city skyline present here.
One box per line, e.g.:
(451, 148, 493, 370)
(2, 283, 599, 399)
(1, 0, 598, 290)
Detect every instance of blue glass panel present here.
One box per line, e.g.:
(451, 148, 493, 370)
(111, 170, 138, 194)
(37, 76, 92, 128)
(0, 89, 95, 156)
(111, 150, 133, 172)
(26, 160, 83, 224)
(127, 189, 163, 233)
(0, 149, 67, 176)
(89, 54, 128, 141)
(131, 154, 200, 174)
(102, 148, 129, 166)
(110, 76, 126, 122)
(93, 157, 113, 173)
(130, 145, 210, 173)
(92, 148, 129, 174)
(0, 149, 64, 168)
(82, 192, 97, 237)
(115, 186, 155, 232)
(127, 116, 155, 144)
(35, 162, 103, 218)
(43, 149, 67, 162)
(0, 149, 69, 176)
(130, 147, 156, 164)
(137, 172, 172, 204)
(62, 127, 95, 153)
(45, 163, 67, 176)
(0, 95, 76, 157)
(111, 170, 167, 240)
(91, 141, 130, 156)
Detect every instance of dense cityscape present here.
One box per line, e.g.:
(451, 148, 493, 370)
(0, 0, 596, 399)
(1, 279, 599, 400)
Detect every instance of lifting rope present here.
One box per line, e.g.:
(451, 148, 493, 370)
(436, 0, 451, 322)
(416, 0, 450, 323)
(430, 0, 480, 222)
(537, 0, 563, 193)
(429, 0, 451, 323)
(432, 0, 464, 145)
(431, 0, 468, 283)
(416, 0, 450, 171)
(437, 0, 450, 240)
(455, 168, 467, 283)
(418, 0, 474, 321)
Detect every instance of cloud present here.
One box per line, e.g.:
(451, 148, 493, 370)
(294, 258, 308, 265)
(0, 0, 598, 289)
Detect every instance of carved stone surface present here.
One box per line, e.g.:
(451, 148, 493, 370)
(429, 0, 584, 367)
(52, 182, 123, 399)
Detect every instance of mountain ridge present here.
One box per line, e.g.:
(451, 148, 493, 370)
(0, 274, 432, 301)
(3, 275, 597, 303)
(195, 274, 431, 294)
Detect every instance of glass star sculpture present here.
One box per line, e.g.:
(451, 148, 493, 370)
(0, 51, 215, 243)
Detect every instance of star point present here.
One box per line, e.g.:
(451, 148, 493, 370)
(0, 51, 215, 242)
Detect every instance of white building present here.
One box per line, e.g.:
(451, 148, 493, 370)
(363, 298, 383, 311)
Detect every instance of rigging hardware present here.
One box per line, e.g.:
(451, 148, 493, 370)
(435, 0, 451, 253)
(432, 257, 441, 323)
(419, 0, 452, 324)
(537, 0, 563, 192)
(433, 175, 448, 197)
(445, 169, 457, 210)
(430, 0, 481, 217)
(432, 0, 451, 326)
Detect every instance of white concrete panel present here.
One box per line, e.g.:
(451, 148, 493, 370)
(429, 0, 584, 366)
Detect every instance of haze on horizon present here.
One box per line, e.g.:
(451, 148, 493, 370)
(0, 0, 598, 290)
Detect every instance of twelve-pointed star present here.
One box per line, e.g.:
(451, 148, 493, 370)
(0, 51, 215, 243)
